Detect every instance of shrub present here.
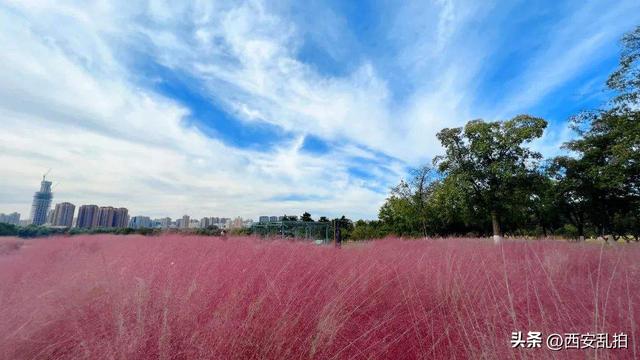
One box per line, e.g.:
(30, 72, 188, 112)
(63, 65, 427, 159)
(0, 223, 18, 236)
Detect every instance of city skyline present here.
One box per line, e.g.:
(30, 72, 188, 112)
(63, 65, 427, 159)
(3, 174, 357, 222)
(1, 1, 639, 220)
(1, 176, 328, 226)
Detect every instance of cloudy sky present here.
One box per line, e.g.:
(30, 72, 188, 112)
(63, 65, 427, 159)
(1, 0, 639, 221)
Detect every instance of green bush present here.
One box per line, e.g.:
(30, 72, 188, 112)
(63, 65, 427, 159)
(0, 223, 18, 236)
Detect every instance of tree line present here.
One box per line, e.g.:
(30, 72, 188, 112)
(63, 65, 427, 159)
(350, 26, 640, 242)
(0, 223, 227, 238)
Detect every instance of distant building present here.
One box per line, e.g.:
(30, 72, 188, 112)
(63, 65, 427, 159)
(269, 216, 278, 222)
(231, 217, 244, 229)
(259, 216, 269, 223)
(179, 215, 190, 229)
(96, 206, 115, 228)
(30, 176, 53, 225)
(52, 202, 75, 227)
(0, 212, 20, 225)
(160, 217, 172, 228)
(46, 209, 55, 225)
(113, 208, 129, 228)
(189, 219, 200, 228)
(151, 217, 171, 229)
(129, 216, 152, 229)
(76, 205, 99, 228)
(93, 206, 129, 228)
(200, 217, 211, 228)
(228, 217, 253, 229)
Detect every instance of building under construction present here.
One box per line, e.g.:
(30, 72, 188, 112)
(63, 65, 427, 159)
(30, 174, 53, 225)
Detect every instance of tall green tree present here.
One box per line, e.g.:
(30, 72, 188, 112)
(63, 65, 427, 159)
(378, 167, 437, 237)
(555, 25, 640, 241)
(409, 166, 434, 236)
(548, 158, 590, 239)
(434, 115, 548, 243)
(607, 25, 640, 109)
(378, 185, 421, 236)
(527, 170, 563, 237)
(423, 177, 484, 236)
(301, 212, 313, 222)
(330, 216, 354, 240)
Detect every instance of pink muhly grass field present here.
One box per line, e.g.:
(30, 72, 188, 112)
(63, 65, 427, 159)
(0, 235, 638, 359)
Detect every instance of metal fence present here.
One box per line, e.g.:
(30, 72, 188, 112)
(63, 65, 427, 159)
(251, 221, 331, 243)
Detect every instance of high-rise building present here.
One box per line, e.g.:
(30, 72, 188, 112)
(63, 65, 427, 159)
(159, 217, 172, 229)
(269, 216, 278, 222)
(181, 215, 190, 229)
(46, 209, 55, 224)
(231, 217, 243, 229)
(0, 212, 20, 225)
(259, 216, 269, 223)
(151, 217, 171, 229)
(52, 202, 75, 227)
(200, 217, 211, 228)
(96, 206, 115, 228)
(76, 205, 99, 228)
(113, 208, 129, 228)
(30, 176, 53, 225)
(129, 216, 152, 229)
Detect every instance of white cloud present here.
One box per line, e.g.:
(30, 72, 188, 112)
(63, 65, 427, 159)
(0, 4, 397, 220)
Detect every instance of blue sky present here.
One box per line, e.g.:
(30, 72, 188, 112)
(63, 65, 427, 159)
(0, 0, 639, 220)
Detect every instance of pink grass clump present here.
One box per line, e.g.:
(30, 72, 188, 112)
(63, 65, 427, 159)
(0, 237, 23, 256)
(0, 235, 638, 359)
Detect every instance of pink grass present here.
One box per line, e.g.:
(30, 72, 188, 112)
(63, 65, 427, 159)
(0, 235, 638, 359)
(0, 238, 23, 256)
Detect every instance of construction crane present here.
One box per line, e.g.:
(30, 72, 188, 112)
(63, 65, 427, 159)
(43, 168, 51, 181)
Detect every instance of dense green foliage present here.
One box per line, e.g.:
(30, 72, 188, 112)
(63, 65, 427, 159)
(0, 223, 18, 236)
(434, 115, 547, 238)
